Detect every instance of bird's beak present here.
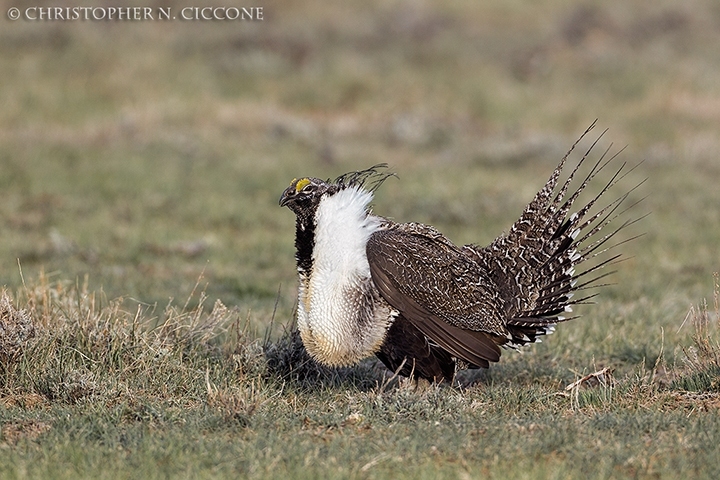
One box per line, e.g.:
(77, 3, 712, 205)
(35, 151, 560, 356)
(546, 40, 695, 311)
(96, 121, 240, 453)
(279, 185, 295, 207)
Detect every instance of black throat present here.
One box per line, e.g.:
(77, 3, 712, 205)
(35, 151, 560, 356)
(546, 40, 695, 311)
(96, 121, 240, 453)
(294, 215, 315, 277)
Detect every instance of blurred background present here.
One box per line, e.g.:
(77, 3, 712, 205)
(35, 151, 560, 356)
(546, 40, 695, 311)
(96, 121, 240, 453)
(1, 0, 718, 335)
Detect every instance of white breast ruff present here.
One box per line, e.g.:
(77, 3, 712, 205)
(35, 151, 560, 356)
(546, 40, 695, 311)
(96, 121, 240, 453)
(296, 187, 390, 365)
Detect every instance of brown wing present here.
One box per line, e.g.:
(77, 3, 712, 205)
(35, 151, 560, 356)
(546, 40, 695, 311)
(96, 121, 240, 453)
(366, 226, 506, 368)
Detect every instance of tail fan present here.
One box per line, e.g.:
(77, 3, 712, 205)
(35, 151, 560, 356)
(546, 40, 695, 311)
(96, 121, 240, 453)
(465, 122, 646, 347)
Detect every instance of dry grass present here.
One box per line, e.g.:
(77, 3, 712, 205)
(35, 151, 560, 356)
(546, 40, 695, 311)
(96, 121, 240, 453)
(0, 291, 35, 364)
(2, 0, 720, 477)
(1, 272, 720, 478)
(1, 273, 242, 403)
(675, 273, 720, 392)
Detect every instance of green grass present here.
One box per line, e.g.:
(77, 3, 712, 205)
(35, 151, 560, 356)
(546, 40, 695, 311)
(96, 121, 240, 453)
(2, 0, 720, 478)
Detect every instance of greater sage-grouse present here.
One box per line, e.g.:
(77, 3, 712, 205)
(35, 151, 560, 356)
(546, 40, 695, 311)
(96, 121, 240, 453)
(279, 124, 641, 382)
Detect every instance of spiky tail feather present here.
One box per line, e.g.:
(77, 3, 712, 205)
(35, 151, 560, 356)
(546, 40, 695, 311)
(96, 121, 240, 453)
(466, 121, 645, 347)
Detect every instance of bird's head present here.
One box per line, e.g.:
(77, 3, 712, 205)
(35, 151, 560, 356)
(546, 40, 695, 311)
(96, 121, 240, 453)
(279, 164, 395, 222)
(279, 176, 336, 218)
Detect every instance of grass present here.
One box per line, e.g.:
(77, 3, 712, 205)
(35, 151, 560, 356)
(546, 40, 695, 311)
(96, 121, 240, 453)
(1, 0, 720, 477)
(2, 275, 720, 479)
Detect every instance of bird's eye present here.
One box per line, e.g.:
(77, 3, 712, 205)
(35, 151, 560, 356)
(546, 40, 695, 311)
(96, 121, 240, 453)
(302, 184, 315, 193)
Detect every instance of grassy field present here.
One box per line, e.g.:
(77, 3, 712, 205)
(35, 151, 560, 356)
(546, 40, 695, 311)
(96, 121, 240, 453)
(1, 0, 720, 478)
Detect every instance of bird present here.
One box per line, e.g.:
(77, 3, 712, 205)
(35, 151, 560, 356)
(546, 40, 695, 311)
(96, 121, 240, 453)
(279, 123, 642, 383)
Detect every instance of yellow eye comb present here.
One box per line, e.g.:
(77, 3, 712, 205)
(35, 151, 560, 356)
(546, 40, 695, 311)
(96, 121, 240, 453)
(295, 178, 311, 192)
